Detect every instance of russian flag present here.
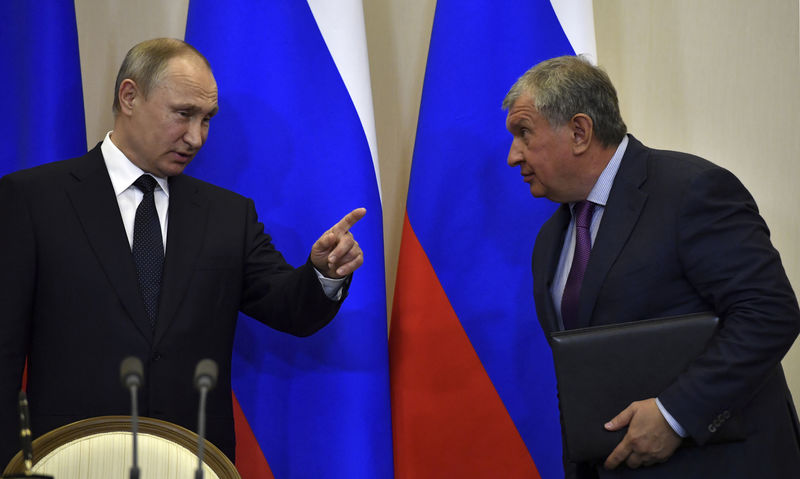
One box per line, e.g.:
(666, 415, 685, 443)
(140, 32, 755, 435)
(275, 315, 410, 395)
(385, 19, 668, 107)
(0, 1, 87, 175)
(0, 0, 86, 464)
(389, 1, 595, 478)
(185, 1, 392, 478)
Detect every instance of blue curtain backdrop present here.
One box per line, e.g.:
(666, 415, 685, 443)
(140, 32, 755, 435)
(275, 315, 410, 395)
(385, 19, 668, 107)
(185, 2, 393, 478)
(0, 1, 87, 175)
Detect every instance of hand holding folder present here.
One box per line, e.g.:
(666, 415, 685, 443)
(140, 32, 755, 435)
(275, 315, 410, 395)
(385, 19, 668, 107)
(602, 397, 682, 469)
(549, 312, 745, 464)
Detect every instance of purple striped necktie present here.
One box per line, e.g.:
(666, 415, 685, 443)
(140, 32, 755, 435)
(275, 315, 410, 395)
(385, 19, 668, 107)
(561, 200, 596, 329)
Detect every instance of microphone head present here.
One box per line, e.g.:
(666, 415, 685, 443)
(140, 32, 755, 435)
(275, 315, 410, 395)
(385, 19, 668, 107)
(120, 356, 144, 388)
(194, 359, 218, 391)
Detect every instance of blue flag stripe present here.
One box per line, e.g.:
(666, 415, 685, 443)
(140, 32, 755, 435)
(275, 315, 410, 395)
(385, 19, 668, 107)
(185, 1, 392, 478)
(0, 1, 87, 175)
(407, 1, 577, 477)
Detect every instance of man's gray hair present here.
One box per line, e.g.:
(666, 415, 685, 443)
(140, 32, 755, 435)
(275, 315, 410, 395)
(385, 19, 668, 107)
(502, 55, 627, 146)
(112, 38, 212, 115)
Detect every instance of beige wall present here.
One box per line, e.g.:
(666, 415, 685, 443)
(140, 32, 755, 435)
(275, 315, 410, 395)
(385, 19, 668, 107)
(362, 0, 436, 319)
(72, 0, 800, 406)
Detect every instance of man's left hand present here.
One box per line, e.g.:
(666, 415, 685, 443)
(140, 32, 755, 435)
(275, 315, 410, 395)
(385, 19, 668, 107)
(603, 398, 682, 469)
(310, 208, 366, 278)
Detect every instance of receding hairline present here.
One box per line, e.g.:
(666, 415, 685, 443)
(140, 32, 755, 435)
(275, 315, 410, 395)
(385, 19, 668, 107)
(112, 38, 213, 115)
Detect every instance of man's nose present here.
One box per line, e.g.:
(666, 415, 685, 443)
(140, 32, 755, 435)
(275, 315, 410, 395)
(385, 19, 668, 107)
(184, 120, 205, 148)
(507, 140, 522, 167)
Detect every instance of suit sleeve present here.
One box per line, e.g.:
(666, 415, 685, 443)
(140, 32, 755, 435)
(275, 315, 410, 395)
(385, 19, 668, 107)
(658, 167, 800, 444)
(0, 175, 36, 466)
(238, 198, 345, 337)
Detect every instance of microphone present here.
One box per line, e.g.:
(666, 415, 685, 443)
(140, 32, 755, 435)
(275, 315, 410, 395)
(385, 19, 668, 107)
(193, 359, 218, 479)
(0, 391, 53, 479)
(120, 356, 144, 479)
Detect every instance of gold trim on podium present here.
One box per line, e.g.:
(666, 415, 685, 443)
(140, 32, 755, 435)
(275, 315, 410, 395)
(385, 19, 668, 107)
(3, 415, 240, 478)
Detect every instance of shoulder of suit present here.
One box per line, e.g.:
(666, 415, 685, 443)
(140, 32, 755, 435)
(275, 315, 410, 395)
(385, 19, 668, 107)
(625, 135, 727, 183)
(170, 172, 250, 203)
(1, 148, 100, 188)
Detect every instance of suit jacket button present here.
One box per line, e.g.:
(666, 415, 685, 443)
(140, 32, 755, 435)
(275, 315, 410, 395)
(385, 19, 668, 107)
(153, 352, 162, 361)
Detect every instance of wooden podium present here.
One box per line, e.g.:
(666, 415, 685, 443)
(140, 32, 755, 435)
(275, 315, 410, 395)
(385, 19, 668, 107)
(2, 416, 240, 479)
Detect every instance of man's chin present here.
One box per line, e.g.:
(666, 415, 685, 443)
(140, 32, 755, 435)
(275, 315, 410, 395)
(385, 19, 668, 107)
(158, 163, 190, 178)
(529, 183, 546, 198)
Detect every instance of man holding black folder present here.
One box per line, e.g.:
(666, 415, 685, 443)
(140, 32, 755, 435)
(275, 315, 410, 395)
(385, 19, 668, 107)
(504, 55, 800, 478)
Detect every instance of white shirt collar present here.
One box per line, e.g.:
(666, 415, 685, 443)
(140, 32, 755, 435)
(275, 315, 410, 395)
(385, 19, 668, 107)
(585, 134, 628, 207)
(101, 131, 170, 197)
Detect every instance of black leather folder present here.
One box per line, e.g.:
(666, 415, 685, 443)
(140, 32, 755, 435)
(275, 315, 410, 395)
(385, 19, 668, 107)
(549, 312, 721, 463)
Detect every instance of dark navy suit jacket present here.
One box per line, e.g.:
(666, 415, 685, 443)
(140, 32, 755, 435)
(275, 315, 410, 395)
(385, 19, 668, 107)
(533, 135, 800, 478)
(0, 144, 344, 465)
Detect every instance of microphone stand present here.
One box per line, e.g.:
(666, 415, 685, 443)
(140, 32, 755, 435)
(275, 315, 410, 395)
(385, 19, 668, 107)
(195, 386, 208, 479)
(120, 357, 144, 479)
(128, 381, 140, 479)
(1, 391, 53, 479)
(193, 359, 218, 479)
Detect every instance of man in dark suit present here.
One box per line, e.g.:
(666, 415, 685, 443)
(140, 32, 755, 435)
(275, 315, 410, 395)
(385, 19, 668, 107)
(503, 55, 800, 477)
(0, 38, 365, 466)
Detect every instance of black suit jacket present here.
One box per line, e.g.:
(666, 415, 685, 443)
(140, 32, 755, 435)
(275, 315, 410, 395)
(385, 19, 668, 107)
(533, 136, 800, 478)
(0, 145, 344, 465)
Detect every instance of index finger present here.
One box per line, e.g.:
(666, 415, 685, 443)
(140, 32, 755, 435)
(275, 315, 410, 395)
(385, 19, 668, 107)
(330, 207, 367, 235)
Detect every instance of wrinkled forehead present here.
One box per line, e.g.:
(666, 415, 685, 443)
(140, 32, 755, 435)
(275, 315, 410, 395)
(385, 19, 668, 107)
(506, 94, 539, 127)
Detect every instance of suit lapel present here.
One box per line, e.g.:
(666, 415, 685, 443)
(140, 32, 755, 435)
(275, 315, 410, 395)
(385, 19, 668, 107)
(154, 174, 207, 345)
(534, 203, 571, 333)
(579, 136, 649, 328)
(66, 146, 153, 339)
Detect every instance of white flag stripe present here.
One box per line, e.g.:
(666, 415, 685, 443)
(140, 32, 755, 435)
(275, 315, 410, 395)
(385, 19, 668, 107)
(550, 0, 597, 62)
(307, 0, 382, 198)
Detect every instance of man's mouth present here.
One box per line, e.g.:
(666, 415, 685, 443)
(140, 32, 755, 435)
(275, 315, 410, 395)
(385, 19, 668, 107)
(173, 151, 193, 162)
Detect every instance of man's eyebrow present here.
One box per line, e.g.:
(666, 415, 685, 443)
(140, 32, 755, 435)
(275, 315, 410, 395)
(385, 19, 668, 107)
(172, 103, 218, 116)
(508, 116, 530, 129)
(173, 103, 199, 111)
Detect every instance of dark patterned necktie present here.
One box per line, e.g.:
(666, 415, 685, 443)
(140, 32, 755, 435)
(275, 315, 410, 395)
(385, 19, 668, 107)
(132, 174, 164, 327)
(561, 200, 596, 329)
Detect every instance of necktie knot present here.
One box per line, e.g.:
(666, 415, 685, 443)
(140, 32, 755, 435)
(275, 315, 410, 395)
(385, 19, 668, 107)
(133, 175, 158, 194)
(574, 200, 595, 229)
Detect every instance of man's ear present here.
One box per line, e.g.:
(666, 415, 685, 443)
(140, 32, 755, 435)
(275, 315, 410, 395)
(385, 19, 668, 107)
(118, 79, 139, 115)
(570, 113, 594, 155)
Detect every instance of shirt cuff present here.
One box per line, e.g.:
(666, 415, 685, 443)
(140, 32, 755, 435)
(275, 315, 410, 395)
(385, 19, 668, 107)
(314, 268, 345, 301)
(656, 397, 688, 438)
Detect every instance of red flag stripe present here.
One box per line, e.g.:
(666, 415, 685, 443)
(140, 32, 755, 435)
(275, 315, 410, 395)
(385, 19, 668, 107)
(233, 391, 275, 479)
(390, 213, 541, 478)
